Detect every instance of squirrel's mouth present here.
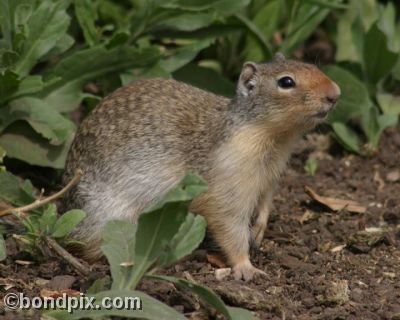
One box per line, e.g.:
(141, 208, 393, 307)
(314, 110, 329, 118)
(313, 103, 335, 119)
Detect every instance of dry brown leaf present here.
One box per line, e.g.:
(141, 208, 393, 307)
(0, 200, 12, 212)
(330, 244, 346, 253)
(183, 271, 196, 283)
(40, 288, 81, 299)
(15, 260, 34, 265)
(297, 210, 316, 224)
(120, 261, 134, 267)
(189, 310, 210, 320)
(304, 186, 366, 214)
(373, 171, 385, 191)
(206, 254, 226, 268)
(0, 277, 32, 291)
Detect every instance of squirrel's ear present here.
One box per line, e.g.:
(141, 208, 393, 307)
(274, 52, 286, 62)
(238, 61, 258, 97)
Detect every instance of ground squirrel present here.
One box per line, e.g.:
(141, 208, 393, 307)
(62, 53, 340, 281)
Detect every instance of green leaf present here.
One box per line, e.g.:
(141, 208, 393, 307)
(86, 277, 109, 294)
(158, 213, 206, 267)
(148, 172, 207, 212)
(101, 220, 137, 290)
(335, 0, 381, 62)
(157, 11, 216, 32)
(8, 75, 44, 100)
(39, 203, 58, 235)
(126, 202, 189, 289)
(213, 0, 251, 15)
(377, 93, 400, 116)
(106, 31, 130, 49)
(0, 0, 27, 50)
(234, 13, 272, 60)
(335, 3, 363, 62)
(0, 70, 19, 105)
(160, 39, 214, 73)
(243, 0, 280, 62)
(363, 23, 399, 84)
(0, 74, 45, 106)
(103, 173, 207, 290)
(331, 122, 361, 154)
(0, 234, 6, 261)
(281, 4, 331, 55)
(0, 171, 36, 211)
(0, 97, 76, 145)
(0, 122, 72, 168)
(149, 275, 255, 320)
(302, 0, 348, 9)
(0, 50, 20, 68)
(39, 34, 75, 62)
(377, 114, 398, 133)
(361, 105, 398, 151)
(357, 0, 379, 31)
(0, 145, 5, 171)
(45, 290, 186, 320)
(392, 59, 400, 81)
(13, 0, 71, 76)
(0, 170, 36, 207)
(121, 64, 171, 86)
(51, 209, 86, 238)
(152, 24, 242, 40)
(173, 63, 235, 97)
(0, 0, 14, 50)
(42, 45, 161, 111)
(304, 158, 318, 176)
(227, 307, 257, 319)
(74, 0, 100, 47)
(170, 0, 250, 15)
(378, 2, 400, 52)
(361, 107, 379, 147)
(324, 65, 373, 123)
(351, 16, 365, 64)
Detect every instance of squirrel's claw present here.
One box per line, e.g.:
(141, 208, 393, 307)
(233, 260, 267, 281)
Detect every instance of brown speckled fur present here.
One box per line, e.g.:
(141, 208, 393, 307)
(62, 54, 340, 280)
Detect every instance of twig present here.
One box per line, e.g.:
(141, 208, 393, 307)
(45, 236, 90, 276)
(0, 169, 83, 217)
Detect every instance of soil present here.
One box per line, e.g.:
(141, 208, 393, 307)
(1, 127, 400, 320)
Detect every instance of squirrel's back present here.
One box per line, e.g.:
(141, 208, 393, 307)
(64, 78, 230, 181)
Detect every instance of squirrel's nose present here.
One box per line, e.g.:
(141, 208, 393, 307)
(326, 95, 338, 105)
(326, 82, 341, 105)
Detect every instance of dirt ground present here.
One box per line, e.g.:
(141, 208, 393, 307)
(1, 127, 399, 320)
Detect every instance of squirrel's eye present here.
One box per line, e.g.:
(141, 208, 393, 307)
(277, 76, 296, 89)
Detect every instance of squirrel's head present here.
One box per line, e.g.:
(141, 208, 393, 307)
(235, 53, 341, 132)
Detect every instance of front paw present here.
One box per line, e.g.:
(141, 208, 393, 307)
(232, 260, 267, 281)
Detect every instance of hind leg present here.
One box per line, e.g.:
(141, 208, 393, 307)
(71, 165, 186, 260)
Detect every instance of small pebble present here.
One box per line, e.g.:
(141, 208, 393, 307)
(214, 268, 231, 281)
(386, 170, 400, 182)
